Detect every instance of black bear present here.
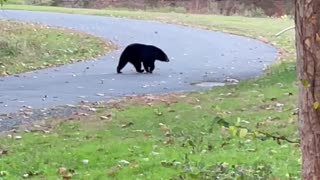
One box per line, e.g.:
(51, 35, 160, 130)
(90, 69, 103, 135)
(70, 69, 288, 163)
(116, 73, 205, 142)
(117, 43, 170, 74)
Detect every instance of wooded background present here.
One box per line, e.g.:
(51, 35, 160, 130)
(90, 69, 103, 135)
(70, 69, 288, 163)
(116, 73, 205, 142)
(24, 0, 293, 17)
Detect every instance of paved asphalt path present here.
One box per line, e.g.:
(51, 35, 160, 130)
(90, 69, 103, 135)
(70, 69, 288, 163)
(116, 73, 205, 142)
(0, 10, 278, 115)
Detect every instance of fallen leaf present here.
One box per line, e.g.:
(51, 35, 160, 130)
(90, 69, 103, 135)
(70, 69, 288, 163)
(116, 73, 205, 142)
(121, 122, 134, 128)
(1, 71, 9, 76)
(314, 102, 319, 110)
(159, 123, 170, 133)
(130, 162, 139, 169)
(161, 161, 174, 167)
(0, 150, 8, 156)
(270, 97, 277, 101)
(107, 165, 121, 177)
(15, 136, 22, 140)
(239, 128, 248, 138)
(68, 115, 81, 121)
(78, 113, 88, 116)
(58, 167, 68, 175)
(63, 173, 72, 180)
(118, 160, 130, 166)
(0, 171, 8, 177)
(88, 108, 97, 112)
(275, 103, 284, 110)
(151, 151, 160, 156)
(225, 78, 239, 83)
(154, 109, 163, 116)
(100, 114, 112, 121)
(165, 137, 174, 145)
(82, 159, 89, 164)
(96, 93, 105, 96)
(144, 133, 152, 138)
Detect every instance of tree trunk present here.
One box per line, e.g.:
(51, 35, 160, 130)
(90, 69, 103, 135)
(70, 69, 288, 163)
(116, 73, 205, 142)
(195, 0, 199, 11)
(295, 0, 320, 179)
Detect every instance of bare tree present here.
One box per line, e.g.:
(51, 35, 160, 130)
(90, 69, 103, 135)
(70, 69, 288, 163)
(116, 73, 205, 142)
(195, 0, 199, 11)
(295, 0, 320, 179)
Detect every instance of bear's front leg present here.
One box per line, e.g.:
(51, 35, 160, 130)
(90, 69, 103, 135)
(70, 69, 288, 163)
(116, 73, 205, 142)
(149, 62, 155, 73)
(117, 59, 128, 74)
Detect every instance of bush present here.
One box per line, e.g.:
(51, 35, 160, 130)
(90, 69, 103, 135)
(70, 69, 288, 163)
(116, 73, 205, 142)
(6, 0, 25, 5)
(24, 0, 53, 6)
(147, 6, 187, 13)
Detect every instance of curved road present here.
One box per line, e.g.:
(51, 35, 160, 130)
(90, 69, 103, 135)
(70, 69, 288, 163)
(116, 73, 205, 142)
(0, 10, 278, 114)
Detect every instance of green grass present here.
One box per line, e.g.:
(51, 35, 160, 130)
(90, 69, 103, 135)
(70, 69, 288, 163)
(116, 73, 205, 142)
(0, 19, 114, 76)
(0, 5, 300, 179)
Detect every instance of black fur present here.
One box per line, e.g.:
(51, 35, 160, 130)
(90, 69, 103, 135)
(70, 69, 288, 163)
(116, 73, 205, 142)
(117, 43, 169, 74)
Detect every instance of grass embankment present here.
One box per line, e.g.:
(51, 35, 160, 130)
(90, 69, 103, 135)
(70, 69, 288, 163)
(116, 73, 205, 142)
(2, 4, 295, 51)
(0, 19, 114, 76)
(0, 5, 299, 179)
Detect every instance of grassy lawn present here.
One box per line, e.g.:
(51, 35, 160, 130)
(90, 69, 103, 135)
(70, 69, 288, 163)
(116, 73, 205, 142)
(0, 5, 300, 179)
(0, 19, 114, 76)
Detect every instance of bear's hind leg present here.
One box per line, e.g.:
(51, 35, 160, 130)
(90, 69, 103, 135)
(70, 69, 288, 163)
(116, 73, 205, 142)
(133, 62, 144, 73)
(143, 62, 150, 73)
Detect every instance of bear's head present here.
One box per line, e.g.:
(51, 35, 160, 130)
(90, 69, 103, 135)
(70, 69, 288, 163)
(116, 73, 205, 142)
(156, 48, 170, 62)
